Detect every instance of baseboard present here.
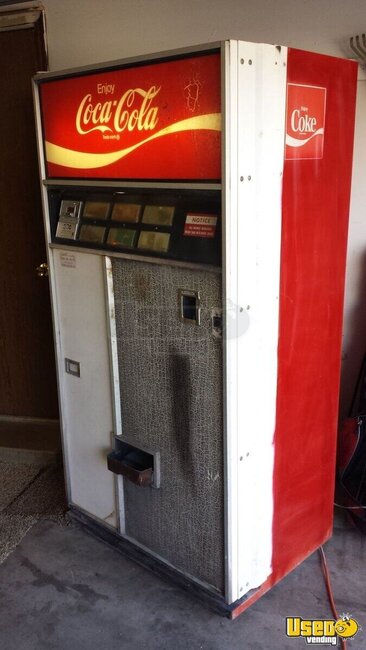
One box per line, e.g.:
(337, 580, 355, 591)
(0, 416, 59, 426)
(0, 446, 61, 466)
(0, 417, 61, 453)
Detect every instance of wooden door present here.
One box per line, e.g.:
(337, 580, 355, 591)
(0, 16, 58, 419)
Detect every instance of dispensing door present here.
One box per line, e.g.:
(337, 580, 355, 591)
(112, 257, 224, 592)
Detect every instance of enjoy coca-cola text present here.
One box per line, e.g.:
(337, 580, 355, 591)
(76, 85, 161, 135)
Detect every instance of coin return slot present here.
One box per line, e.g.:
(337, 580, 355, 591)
(179, 290, 201, 325)
(107, 440, 160, 488)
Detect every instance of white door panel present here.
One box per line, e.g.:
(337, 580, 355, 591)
(53, 249, 116, 528)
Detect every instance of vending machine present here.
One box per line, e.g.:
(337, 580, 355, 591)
(33, 41, 357, 617)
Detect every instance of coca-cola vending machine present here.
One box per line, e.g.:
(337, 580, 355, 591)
(33, 41, 357, 617)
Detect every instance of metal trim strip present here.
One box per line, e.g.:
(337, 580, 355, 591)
(49, 243, 222, 274)
(43, 180, 222, 191)
(33, 41, 222, 82)
(103, 256, 125, 534)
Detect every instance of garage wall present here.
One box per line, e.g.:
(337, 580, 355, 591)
(42, 0, 366, 418)
(341, 83, 366, 417)
(43, 0, 363, 68)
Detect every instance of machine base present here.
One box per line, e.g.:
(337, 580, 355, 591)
(68, 506, 253, 618)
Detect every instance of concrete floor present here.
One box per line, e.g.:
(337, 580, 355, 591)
(0, 513, 365, 649)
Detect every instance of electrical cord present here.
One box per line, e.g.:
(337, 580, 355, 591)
(334, 502, 366, 509)
(318, 546, 347, 650)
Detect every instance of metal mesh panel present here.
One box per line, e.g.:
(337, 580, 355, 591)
(112, 258, 224, 592)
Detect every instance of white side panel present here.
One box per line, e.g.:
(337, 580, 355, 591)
(53, 249, 117, 528)
(224, 41, 287, 602)
(222, 39, 239, 604)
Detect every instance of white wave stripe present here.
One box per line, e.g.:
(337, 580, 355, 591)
(46, 113, 221, 169)
(286, 127, 324, 148)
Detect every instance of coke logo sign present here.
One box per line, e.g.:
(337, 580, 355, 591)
(286, 84, 326, 160)
(290, 109, 317, 134)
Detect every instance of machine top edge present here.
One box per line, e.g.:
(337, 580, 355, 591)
(33, 41, 224, 83)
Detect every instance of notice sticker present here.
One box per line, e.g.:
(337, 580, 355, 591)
(184, 213, 218, 238)
(60, 252, 76, 268)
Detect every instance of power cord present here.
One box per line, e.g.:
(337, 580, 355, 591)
(334, 502, 366, 509)
(318, 546, 347, 650)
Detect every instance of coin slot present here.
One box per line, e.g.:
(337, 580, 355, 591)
(179, 290, 201, 325)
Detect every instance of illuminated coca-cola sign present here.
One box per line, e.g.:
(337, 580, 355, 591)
(39, 53, 221, 180)
(285, 83, 327, 160)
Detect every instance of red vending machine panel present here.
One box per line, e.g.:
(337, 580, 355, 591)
(274, 48, 357, 577)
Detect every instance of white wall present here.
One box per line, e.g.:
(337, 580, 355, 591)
(43, 0, 365, 68)
(42, 0, 366, 418)
(341, 82, 366, 417)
